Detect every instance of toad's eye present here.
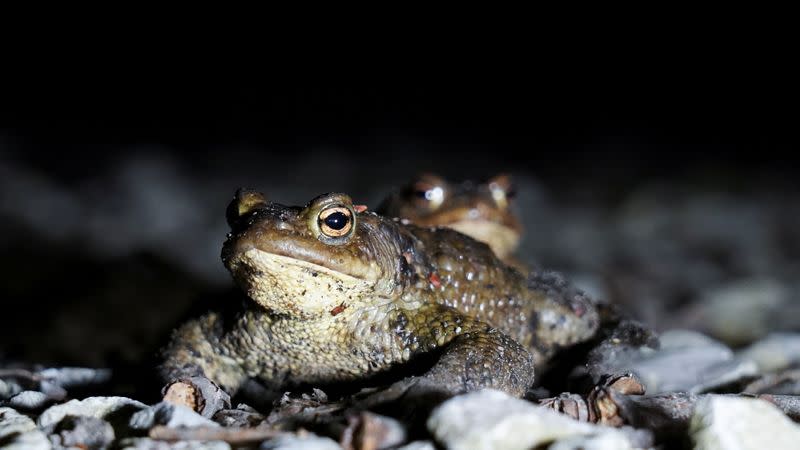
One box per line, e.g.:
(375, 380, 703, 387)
(318, 206, 353, 237)
(411, 183, 445, 210)
(487, 174, 515, 208)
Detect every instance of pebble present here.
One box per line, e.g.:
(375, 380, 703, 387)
(395, 441, 436, 450)
(427, 389, 631, 450)
(590, 329, 758, 394)
(548, 432, 634, 450)
(38, 396, 147, 428)
(737, 333, 800, 373)
(0, 378, 22, 400)
(697, 278, 789, 346)
(7, 390, 50, 410)
(0, 407, 50, 450)
(690, 395, 800, 450)
(48, 415, 115, 449)
(130, 402, 220, 430)
(38, 367, 112, 388)
(119, 437, 231, 449)
(259, 432, 342, 450)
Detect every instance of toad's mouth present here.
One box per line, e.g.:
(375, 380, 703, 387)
(232, 248, 366, 283)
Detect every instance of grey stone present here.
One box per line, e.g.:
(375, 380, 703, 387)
(690, 395, 800, 450)
(548, 432, 634, 450)
(7, 390, 49, 410)
(0, 407, 50, 450)
(130, 402, 219, 430)
(345, 411, 405, 450)
(212, 404, 266, 428)
(260, 433, 341, 449)
(172, 376, 231, 418)
(427, 389, 630, 450)
(697, 278, 789, 346)
(48, 415, 114, 449)
(0, 378, 23, 400)
(738, 333, 800, 373)
(744, 371, 800, 395)
(38, 367, 112, 388)
(119, 437, 231, 449)
(592, 329, 758, 394)
(395, 441, 436, 450)
(38, 396, 147, 428)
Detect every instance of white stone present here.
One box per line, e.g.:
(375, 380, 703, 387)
(119, 437, 231, 449)
(260, 433, 341, 449)
(427, 389, 629, 450)
(129, 402, 219, 430)
(690, 395, 800, 450)
(38, 396, 147, 428)
(7, 390, 49, 409)
(737, 333, 800, 373)
(548, 432, 634, 450)
(396, 441, 436, 450)
(0, 407, 51, 450)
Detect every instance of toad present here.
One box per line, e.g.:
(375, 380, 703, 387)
(376, 173, 523, 263)
(160, 190, 598, 412)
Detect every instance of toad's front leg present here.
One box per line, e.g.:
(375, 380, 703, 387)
(394, 304, 535, 397)
(158, 312, 248, 416)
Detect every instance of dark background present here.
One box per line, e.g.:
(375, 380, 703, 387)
(1, 76, 798, 385)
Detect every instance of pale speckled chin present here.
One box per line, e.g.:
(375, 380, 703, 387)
(448, 219, 520, 259)
(233, 248, 375, 319)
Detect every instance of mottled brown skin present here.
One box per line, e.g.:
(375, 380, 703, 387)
(160, 190, 598, 401)
(376, 173, 523, 262)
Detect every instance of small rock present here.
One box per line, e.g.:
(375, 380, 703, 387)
(698, 278, 789, 346)
(260, 432, 342, 450)
(548, 432, 634, 450)
(49, 415, 114, 450)
(164, 376, 231, 418)
(737, 333, 800, 373)
(38, 396, 147, 428)
(130, 402, 219, 430)
(743, 370, 800, 395)
(759, 394, 800, 421)
(0, 407, 50, 450)
(7, 390, 49, 410)
(38, 367, 112, 388)
(340, 411, 405, 450)
(690, 395, 800, 450)
(589, 329, 758, 394)
(213, 404, 266, 427)
(394, 441, 435, 450)
(427, 389, 630, 450)
(0, 378, 23, 400)
(119, 437, 231, 449)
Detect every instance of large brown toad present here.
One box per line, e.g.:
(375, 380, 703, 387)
(160, 190, 599, 411)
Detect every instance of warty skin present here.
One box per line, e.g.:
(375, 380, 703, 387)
(160, 190, 599, 399)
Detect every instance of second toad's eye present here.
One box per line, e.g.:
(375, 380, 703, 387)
(318, 206, 354, 237)
(487, 174, 515, 209)
(412, 182, 445, 210)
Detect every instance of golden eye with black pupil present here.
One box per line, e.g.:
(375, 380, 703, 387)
(318, 206, 353, 237)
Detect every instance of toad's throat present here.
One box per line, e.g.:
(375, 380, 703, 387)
(231, 248, 375, 317)
(448, 219, 520, 258)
